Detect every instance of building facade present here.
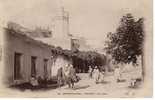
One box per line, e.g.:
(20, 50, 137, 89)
(70, 35, 91, 52)
(3, 28, 54, 86)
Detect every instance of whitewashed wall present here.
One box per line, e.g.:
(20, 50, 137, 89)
(51, 55, 71, 77)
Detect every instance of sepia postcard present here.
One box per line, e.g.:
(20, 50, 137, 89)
(0, 0, 153, 98)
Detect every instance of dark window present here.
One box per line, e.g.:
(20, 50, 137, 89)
(14, 53, 22, 80)
(31, 56, 37, 77)
(44, 59, 48, 79)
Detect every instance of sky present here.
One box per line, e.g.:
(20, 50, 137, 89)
(0, 0, 152, 49)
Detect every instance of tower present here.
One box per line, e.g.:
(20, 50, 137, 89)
(53, 7, 70, 39)
(49, 6, 71, 50)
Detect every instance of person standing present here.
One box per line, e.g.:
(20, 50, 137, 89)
(114, 66, 121, 82)
(93, 66, 100, 84)
(57, 67, 63, 88)
(68, 64, 76, 88)
(99, 70, 105, 83)
(88, 66, 93, 78)
(63, 64, 71, 88)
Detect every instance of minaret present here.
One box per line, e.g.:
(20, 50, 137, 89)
(53, 6, 70, 39)
(50, 2, 71, 49)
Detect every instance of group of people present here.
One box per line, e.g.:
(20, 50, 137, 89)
(88, 65, 122, 84)
(56, 64, 124, 89)
(88, 66, 105, 84)
(57, 64, 79, 89)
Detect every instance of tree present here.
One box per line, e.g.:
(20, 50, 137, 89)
(105, 13, 144, 65)
(71, 50, 106, 73)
